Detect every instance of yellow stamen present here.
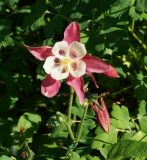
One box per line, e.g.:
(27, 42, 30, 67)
(61, 58, 71, 65)
(60, 57, 72, 72)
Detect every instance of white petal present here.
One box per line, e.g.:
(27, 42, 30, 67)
(43, 56, 57, 74)
(51, 66, 69, 80)
(70, 60, 86, 78)
(68, 41, 87, 59)
(52, 41, 68, 58)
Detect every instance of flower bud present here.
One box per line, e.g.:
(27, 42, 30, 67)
(91, 98, 110, 133)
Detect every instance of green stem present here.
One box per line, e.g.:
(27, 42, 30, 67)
(128, 22, 147, 50)
(131, 19, 134, 31)
(72, 114, 77, 134)
(68, 87, 74, 122)
(76, 102, 88, 143)
(67, 87, 75, 141)
(112, 86, 131, 97)
(66, 124, 75, 141)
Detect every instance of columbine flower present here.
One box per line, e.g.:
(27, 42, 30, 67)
(91, 98, 110, 133)
(25, 22, 119, 104)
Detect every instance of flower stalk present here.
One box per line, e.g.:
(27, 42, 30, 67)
(67, 87, 74, 122)
(76, 101, 88, 143)
(67, 87, 75, 141)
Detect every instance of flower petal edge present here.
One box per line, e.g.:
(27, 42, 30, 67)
(67, 76, 85, 104)
(25, 45, 52, 61)
(41, 75, 61, 98)
(63, 22, 80, 44)
(82, 55, 109, 74)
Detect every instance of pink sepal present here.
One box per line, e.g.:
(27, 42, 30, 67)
(25, 45, 52, 61)
(67, 76, 85, 104)
(63, 22, 80, 44)
(41, 75, 61, 98)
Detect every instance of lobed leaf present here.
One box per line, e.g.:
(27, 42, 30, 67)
(108, 140, 147, 159)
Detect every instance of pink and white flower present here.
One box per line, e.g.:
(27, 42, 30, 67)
(25, 22, 119, 104)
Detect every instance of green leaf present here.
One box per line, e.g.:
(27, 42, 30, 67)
(13, 112, 41, 139)
(138, 115, 147, 133)
(70, 152, 80, 160)
(51, 123, 68, 138)
(31, 134, 67, 158)
(136, 0, 147, 12)
(0, 94, 18, 112)
(17, 112, 41, 130)
(129, 6, 141, 20)
(142, 135, 147, 142)
(80, 33, 89, 44)
(20, 143, 34, 160)
(0, 118, 12, 146)
(143, 56, 147, 65)
(121, 130, 137, 141)
(47, 113, 68, 138)
(72, 105, 84, 118)
(137, 72, 144, 81)
(133, 131, 147, 141)
(99, 27, 123, 35)
(0, 155, 12, 160)
(0, 19, 14, 49)
(70, 12, 83, 19)
(23, 0, 46, 30)
(111, 104, 130, 129)
(100, 145, 112, 159)
(138, 100, 146, 116)
(5, 0, 19, 7)
(85, 154, 100, 160)
(135, 84, 147, 100)
(129, 6, 136, 17)
(108, 140, 147, 159)
(80, 119, 96, 138)
(91, 125, 118, 150)
(116, 67, 126, 78)
(110, 0, 131, 18)
(134, 73, 147, 99)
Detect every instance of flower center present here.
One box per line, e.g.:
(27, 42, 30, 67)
(60, 57, 72, 72)
(61, 57, 71, 65)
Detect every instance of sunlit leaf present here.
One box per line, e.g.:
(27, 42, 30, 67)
(108, 140, 147, 159)
(111, 104, 130, 129)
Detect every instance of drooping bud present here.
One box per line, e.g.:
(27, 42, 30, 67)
(91, 98, 110, 133)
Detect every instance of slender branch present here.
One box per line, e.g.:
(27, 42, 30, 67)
(67, 87, 74, 122)
(66, 124, 75, 141)
(72, 114, 77, 134)
(131, 19, 134, 31)
(76, 102, 88, 143)
(67, 87, 75, 141)
(112, 86, 132, 97)
(128, 21, 147, 50)
(66, 101, 89, 156)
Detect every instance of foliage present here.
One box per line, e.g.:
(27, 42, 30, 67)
(0, 0, 147, 159)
